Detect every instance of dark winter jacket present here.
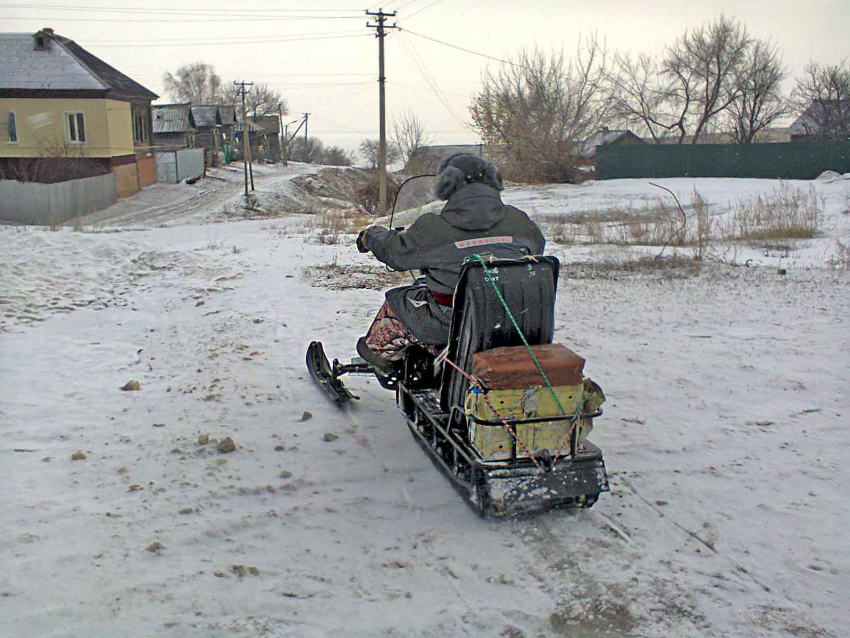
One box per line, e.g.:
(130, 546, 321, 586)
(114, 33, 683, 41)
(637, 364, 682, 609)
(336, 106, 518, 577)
(363, 183, 546, 295)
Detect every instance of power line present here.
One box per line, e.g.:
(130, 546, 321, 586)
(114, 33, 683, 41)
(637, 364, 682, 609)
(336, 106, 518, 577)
(0, 3, 362, 16)
(398, 31, 472, 133)
(84, 30, 363, 44)
(393, 0, 423, 12)
(89, 34, 370, 48)
(390, 81, 471, 99)
(400, 27, 515, 66)
(307, 83, 374, 110)
(400, 0, 445, 21)
(4, 14, 362, 22)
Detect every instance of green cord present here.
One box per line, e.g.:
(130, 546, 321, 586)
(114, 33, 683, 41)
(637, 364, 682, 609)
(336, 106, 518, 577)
(471, 254, 578, 422)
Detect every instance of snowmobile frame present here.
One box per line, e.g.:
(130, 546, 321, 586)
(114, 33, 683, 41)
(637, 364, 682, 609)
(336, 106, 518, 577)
(306, 255, 609, 518)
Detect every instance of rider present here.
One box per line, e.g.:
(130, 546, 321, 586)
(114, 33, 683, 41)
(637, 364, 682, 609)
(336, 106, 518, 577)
(355, 152, 546, 371)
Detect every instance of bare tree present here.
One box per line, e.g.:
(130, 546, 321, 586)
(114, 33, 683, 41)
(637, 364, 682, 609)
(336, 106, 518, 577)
(391, 109, 433, 171)
(222, 83, 287, 119)
(725, 39, 789, 143)
(289, 136, 324, 164)
(470, 36, 612, 183)
(162, 62, 223, 104)
(359, 138, 400, 170)
(321, 146, 355, 167)
(663, 15, 752, 144)
(791, 59, 850, 139)
(607, 52, 690, 142)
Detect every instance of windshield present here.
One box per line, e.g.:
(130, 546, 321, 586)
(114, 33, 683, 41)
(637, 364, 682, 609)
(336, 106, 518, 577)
(389, 175, 441, 229)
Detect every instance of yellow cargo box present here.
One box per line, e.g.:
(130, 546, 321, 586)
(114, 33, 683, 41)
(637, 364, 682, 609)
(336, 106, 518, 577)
(465, 379, 603, 462)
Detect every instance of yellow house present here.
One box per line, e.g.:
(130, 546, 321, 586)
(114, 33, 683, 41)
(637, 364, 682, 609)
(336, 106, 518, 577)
(0, 29, 158, 196)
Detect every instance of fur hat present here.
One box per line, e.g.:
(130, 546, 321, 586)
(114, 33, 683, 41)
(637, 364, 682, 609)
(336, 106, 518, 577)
(435, 153, 503, 200)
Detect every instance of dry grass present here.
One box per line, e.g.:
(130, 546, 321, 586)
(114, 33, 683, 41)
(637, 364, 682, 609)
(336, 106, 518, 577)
(305, 261, 409, 290)
(720, 183, 823, 241)
(561, 256, 701, 280)
(544, 183, 824, 258)
(829, 239, 850, 271)
(310, 209, 373, 245)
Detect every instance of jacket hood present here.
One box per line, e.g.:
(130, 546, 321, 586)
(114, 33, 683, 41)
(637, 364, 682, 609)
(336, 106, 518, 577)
(439, 183, 505, 231)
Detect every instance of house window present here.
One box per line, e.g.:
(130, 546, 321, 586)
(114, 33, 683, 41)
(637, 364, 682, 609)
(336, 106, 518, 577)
(8, 112, 17, 143)
(66, 112, 86, 143)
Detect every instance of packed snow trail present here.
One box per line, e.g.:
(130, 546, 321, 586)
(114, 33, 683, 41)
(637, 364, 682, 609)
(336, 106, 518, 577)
(2, 177, 847, 636)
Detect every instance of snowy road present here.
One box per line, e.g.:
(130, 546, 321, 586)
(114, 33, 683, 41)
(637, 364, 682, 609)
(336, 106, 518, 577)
(1, 177, 848, 637)
(73, 163, 322, 229)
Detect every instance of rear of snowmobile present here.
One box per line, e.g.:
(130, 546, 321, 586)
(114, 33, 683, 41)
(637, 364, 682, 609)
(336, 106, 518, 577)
(306, 175, 609, 518)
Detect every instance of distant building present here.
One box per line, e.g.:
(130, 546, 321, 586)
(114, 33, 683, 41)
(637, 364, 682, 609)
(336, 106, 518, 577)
(0, 28, 158, 195)
(404, 143, 499, 174)
(152, 104, 197, 149)
(789, 100, 850, 142)
(190, 105, 221, 150)
(250, 115, 281, 163)
(581, 127, 644, 157)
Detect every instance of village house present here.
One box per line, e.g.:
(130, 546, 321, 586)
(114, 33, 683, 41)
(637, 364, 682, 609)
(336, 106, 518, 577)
(405, 143, 495, 173)
(0, 28, 158, 196)
(190, 105, 222, 154)
(218, 105, 237, 161)
(151, 103, 197, 149)
(234, 116, 262, 162)
(579, 127, 645, 174)
(250, 115, 281, 163)
(789, 100, 850, 142)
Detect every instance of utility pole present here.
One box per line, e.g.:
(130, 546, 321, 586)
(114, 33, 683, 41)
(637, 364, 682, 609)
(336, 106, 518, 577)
(234, 80, 254, 197)
(277, 103, 284, 164)
(303, 112, 310, 143)
(366, 8, 397, 216)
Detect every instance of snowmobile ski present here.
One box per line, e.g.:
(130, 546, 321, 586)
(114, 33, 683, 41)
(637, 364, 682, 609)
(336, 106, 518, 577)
(306, 341, 359, 404)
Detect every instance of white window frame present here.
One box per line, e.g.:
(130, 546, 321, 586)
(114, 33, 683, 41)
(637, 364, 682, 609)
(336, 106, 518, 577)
(64, 111, 87, 144)
(8, 111, 18, 144)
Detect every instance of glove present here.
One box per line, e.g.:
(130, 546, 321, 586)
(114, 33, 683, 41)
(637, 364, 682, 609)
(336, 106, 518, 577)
(356, 228, 370, 253)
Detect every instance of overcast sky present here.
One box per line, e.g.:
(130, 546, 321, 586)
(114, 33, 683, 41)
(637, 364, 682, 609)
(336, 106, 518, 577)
(4, 0, 848, 156)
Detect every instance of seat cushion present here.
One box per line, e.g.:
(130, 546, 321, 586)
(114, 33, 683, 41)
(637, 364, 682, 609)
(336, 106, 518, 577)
(471, 344, 585, 390)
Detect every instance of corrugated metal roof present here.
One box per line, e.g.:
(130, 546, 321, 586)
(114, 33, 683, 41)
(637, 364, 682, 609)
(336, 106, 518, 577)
(0, 31, 157, 99)
(153, 104, 196, 134)
(191, 105, 221, 128)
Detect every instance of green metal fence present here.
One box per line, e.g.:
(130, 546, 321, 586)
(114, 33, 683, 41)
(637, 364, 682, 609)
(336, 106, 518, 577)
(596, 141, 850, 180)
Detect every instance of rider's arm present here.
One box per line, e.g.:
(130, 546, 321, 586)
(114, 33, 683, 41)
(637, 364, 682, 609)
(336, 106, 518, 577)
(362, 215, 437, 271)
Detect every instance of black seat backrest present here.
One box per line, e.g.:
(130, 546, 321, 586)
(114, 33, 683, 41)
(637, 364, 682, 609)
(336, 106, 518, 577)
(440, 255, 560, 413)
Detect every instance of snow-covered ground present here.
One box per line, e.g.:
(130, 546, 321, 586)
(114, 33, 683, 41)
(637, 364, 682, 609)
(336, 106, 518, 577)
(1, 175, 848, 637)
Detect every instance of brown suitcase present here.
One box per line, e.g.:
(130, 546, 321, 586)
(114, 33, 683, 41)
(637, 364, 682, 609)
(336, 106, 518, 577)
(471, 344, 585, 390)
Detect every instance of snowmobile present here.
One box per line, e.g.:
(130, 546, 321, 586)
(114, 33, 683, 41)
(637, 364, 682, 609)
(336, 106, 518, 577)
(306, 175, 609, 518)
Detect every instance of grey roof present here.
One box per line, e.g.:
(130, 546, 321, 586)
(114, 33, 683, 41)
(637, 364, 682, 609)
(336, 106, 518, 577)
(0, 30, 157, 99)
(251, 115, 280, 134)
(219, 106, 236, 126)
(789, 100, 850, 136)
(406, 144, 486, 172)
(0, 33, 106, 91)
(191, 105, 222, 128)
(152, 104, 196, 134)
(582, 129, 643, 156)
(235, 116, 261, 133)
